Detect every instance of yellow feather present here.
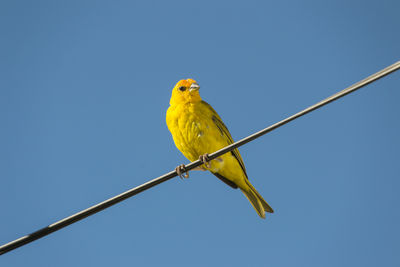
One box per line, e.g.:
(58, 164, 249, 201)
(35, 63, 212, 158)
(166, 79, 273, 218)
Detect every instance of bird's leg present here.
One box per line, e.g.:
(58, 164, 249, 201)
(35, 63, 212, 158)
(199, 153, 211, 168)
(175, 164, 189, 179)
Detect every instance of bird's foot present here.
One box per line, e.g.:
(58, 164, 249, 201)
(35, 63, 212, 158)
(175, 164, 189, 179)
(199, 153, 211, 168)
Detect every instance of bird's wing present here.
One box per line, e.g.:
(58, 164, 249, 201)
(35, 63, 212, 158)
(201, 101, 248, 179)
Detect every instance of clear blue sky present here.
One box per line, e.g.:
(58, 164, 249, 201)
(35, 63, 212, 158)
(1, 1, 399, 266)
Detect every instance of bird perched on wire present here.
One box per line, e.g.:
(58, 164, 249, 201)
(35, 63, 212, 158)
(166, 78, 273, 218)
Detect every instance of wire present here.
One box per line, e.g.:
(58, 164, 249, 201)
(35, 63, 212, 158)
(1, 61, 399, 255)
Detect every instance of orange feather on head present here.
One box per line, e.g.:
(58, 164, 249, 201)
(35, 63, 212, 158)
(170, 78, 202, 105)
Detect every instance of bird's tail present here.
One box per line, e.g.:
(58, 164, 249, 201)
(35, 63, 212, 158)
(240, 179, 274, 219)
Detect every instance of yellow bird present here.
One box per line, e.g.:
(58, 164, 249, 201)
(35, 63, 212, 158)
(166, 78, 274, 218)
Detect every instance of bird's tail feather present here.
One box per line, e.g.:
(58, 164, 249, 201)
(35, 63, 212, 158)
(240, 179, 274, 219)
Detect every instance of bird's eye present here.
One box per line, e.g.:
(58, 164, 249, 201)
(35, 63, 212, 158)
(179, 86, 186, 91)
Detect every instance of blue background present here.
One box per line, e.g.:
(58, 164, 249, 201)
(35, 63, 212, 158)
(1, 1, 399, 266)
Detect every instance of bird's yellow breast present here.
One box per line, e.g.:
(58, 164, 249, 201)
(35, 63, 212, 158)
(167, 102, 214, 161)
(166, 101, 244, 181)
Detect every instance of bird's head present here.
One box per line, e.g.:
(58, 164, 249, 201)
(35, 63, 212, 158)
(170, 78, 202, 106)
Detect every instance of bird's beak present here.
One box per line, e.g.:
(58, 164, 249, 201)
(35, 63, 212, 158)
(189, 83, 200, 92)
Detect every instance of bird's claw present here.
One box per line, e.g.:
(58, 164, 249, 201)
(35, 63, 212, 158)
(175, 164, 189, 179)
(199, 153, 211, 168)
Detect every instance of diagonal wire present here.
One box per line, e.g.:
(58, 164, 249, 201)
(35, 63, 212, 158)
(1, 61, 399, 256)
